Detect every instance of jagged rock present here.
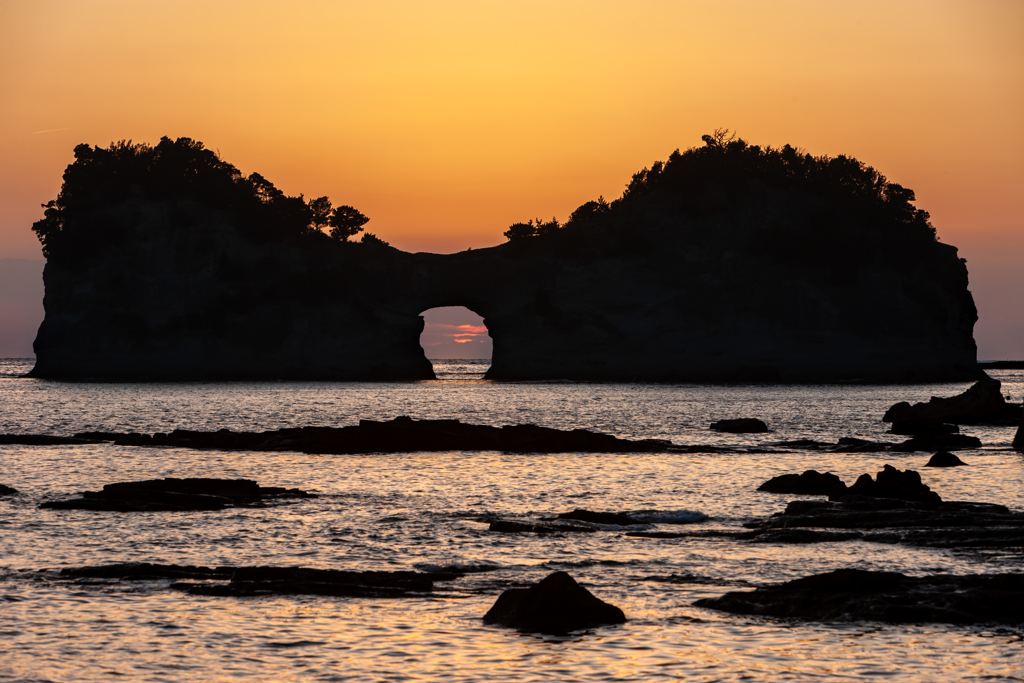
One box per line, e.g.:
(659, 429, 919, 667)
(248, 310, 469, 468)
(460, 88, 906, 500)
(66, 418, 676, 454)
(0, 484, 18, 495)
(892, 433, 982, 452)
(831, 465, 940, 504)
(483, 571, 626, 634)
(694, 569, 1024, 624)
(711, 419, 768, 433)
(39, 477, 317, 511)
(889, 419, 959, 435)
(883, 376, 1022, 425)
(924, 452, 966, 467)
(556, 509, 639, 525)
(757, 470, 847, 495)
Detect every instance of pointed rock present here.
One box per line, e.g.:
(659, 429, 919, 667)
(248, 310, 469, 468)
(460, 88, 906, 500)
(483, 571, 626, 634)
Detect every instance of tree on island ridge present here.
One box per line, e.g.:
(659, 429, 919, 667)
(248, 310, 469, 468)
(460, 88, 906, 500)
(328, 205, 370, 241)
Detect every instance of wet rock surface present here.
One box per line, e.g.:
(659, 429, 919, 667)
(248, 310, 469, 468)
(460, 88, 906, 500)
(925, 451, 967, 467)
(694, 568, 1024, 624)
(71, 417, 677, 454)
(710, 419, 769, 433)
(883, 376, 1022, 426)
(757, 470, 847, 495)
(54, 562, 446, 598)
(483, 571, 626, 634)
(39, 477, 317, 512)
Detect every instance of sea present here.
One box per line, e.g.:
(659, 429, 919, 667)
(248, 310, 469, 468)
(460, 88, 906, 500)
(1, 357, 1022, 682)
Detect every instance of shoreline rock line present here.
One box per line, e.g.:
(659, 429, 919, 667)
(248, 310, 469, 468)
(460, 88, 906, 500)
(40, 477, 316, 512)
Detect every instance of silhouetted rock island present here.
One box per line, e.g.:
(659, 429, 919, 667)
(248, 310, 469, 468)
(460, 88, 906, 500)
(29, 133, 979, 381)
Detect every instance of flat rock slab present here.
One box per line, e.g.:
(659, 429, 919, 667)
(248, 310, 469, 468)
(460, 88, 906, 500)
(710, 419, 769, 433)
(55, 562, 450, 598)
(694, 568, 1024, 624)
(40, 477, 316, 512)
(483, 571, 626, 634)
(72, 417, 676, 454)
(757, 470, 846, 495)
(556, 509, 639, 525)
(0, 434, 108, 445)
(744, 497, 1024, 549)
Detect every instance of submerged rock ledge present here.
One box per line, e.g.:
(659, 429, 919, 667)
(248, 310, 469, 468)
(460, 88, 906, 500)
(65, 417, 678, 453)
(694, 569, 1024, 625)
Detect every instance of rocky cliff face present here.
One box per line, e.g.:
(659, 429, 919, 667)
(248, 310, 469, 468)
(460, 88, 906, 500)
(31, 187, 977, 382)
(29, 138, 980, 382)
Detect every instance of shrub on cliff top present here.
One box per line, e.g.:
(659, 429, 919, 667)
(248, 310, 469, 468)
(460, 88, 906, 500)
(507, 130, 937, 246)
(32, 137, 369, 258)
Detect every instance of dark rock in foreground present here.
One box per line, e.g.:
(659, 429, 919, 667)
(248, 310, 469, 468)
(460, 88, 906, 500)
(483, 571, 626, 634)
(757, 470, 846, 496)
(40, 477, 316, 511)
(694, 568, 1024, 624)
(0, 483, 18, 495)
(556, 509, 639, 525)
(56, 562, 443, 598)
(883, 376, 1022, 426)
(71, 417, 675, 454)
(710, 419, 769, 433)
(831, 465, 940, 504)
(925, 452, 967, 467)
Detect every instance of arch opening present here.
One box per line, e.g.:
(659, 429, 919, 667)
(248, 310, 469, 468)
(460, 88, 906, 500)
(419, 306, 492, 380)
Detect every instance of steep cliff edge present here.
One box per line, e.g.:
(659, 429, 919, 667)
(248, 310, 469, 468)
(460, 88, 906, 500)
(29, 135, 978, 382)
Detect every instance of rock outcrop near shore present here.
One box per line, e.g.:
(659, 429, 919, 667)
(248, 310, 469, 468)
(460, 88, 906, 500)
(29, 135, 979, 382)
(694, 569, 1024, 625)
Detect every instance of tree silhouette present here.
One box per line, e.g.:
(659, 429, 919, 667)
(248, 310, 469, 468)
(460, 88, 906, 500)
(308, 196, 333, 234)
(328, 205, 369, 241)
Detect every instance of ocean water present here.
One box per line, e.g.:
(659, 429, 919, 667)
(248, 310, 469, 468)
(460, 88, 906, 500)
(1, 358, 1022, 682)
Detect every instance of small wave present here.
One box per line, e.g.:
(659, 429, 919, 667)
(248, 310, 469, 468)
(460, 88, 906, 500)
(633, 509, 708, 524)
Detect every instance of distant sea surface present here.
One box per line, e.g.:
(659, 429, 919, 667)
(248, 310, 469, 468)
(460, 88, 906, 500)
(1, 358, 1022, 682)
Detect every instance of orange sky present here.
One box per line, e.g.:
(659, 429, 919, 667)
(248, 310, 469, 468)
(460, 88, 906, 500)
(1, 0, 1022, 355)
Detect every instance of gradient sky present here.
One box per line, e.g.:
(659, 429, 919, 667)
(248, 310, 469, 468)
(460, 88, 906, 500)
(1, 1, 1022, 357)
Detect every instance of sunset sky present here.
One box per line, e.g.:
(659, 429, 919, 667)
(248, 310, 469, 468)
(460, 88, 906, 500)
(1, 1, 1022, 357)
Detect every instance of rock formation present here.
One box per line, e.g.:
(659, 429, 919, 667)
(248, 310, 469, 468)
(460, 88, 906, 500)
(29, 136, 980, 382)
(883, 375, 1022, 425)
(694, 569, 1024, 624)
(483, 571, 626, 634)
